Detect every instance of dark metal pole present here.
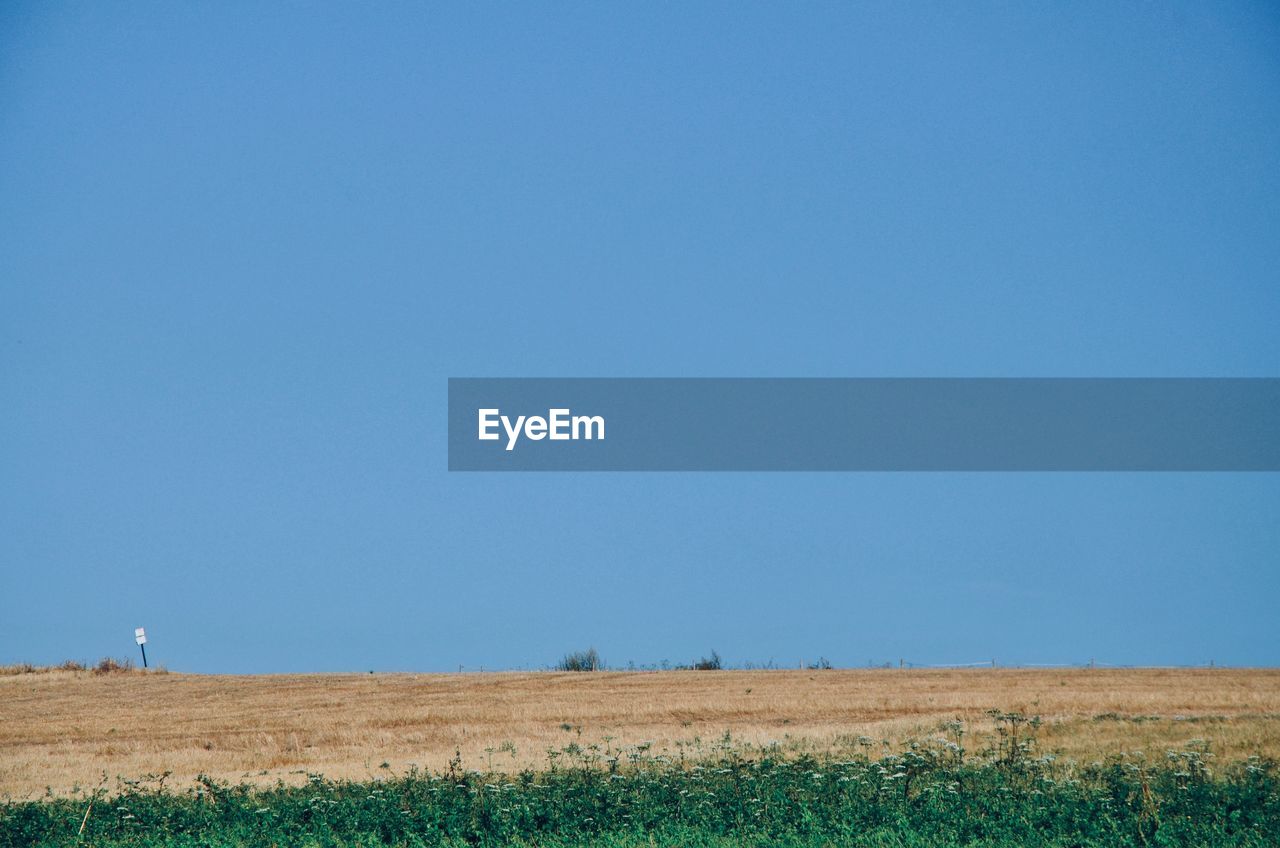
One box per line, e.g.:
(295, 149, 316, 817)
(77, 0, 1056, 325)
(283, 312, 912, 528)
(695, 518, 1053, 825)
(140, 642, 148, 669)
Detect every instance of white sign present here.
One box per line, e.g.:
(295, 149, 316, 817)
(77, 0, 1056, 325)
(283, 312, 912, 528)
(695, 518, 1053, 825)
(135, 627, 147, 645)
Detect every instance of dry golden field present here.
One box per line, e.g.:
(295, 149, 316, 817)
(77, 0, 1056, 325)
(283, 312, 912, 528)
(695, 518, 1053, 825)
(2, 667, 1278, 798)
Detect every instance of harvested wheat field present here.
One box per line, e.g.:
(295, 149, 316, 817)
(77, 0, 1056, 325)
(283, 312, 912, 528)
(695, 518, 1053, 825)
(2, 667, 1277, 798)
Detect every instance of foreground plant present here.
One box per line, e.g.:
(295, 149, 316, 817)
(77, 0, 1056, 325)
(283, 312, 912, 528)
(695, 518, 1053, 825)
(3, 738, 1277, 847)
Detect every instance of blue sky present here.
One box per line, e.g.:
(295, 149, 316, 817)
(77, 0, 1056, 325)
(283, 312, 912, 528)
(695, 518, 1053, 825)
(2, 3, 1277, 672)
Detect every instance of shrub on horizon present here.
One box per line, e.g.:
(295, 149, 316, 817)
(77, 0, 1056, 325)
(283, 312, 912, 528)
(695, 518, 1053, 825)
(557, 648, 602, 672)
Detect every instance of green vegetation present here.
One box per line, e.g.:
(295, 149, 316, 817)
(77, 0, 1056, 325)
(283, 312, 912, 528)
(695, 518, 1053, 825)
(4, 720, 1277, 848)
(555, 649, 602, 672)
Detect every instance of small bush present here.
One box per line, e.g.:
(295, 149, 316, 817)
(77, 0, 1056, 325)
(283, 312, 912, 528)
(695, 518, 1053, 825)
(56, 659, 86, 672)
(557, 648, 602, 672)
(92, 657, 134, 675)
(691, 650, 722, 671)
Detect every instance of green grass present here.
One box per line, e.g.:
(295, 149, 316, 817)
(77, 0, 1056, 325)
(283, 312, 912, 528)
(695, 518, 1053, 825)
(4, 741, 1277, 847)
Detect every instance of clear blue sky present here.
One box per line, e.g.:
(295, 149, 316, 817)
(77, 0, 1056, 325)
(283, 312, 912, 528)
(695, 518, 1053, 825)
(2, 3, 1277, 672)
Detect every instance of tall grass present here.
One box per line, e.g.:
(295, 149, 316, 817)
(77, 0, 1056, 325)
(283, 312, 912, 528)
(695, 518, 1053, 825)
(4, 732, 1276, 847)
(0, 660, 108, 676)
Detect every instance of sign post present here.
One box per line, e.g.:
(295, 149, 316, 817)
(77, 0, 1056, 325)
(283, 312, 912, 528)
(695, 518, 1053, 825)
(135, 627, 148, 669)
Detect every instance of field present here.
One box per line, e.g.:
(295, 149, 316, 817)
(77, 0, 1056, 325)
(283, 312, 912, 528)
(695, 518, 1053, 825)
(2, 667, 1278, 799)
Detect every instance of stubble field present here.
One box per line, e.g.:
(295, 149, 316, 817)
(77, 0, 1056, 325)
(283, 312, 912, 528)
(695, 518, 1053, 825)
(2, 667, 1277, 799)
